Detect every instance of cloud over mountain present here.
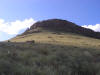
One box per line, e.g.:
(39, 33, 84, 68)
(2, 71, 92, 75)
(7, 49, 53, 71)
(82, 24, 100, 32)
(0, 18, 36, 35)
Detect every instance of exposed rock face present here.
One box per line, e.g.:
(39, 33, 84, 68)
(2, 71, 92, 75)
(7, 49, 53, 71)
(23, 19, 100, 39)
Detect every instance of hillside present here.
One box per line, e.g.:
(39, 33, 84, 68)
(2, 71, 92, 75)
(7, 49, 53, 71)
(23, 19, 100, 39)
(0, 19, 100, 75)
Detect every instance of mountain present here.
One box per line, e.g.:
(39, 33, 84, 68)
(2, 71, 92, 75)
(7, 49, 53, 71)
(23, 19, 100, 39)
(0, 19, 100, 75)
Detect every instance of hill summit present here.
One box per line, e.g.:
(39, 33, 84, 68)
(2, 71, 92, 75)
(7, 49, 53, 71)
(23, 19, 100, 39)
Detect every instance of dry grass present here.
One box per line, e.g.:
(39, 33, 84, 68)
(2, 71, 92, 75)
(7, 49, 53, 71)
(11, 31, 100, 49)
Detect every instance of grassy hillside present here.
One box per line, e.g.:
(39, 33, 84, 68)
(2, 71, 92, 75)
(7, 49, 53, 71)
(1, 19, 100, 75)
(0, 30, 99, 75)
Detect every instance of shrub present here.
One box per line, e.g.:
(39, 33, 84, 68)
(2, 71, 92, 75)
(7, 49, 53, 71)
(7, 40, 10, 42)
(26, 40, 35, 44)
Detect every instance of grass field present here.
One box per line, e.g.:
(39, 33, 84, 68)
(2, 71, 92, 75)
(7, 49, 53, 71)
(1, 30, 100, 75)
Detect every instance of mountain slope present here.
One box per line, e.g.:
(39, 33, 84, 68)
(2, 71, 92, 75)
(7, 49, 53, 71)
(1, 19, 100, 75)
(22, 19, 100, 39)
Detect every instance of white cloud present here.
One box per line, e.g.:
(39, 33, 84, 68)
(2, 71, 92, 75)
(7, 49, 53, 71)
(82, 24, 100, 32)
(0, 18, 36, 35)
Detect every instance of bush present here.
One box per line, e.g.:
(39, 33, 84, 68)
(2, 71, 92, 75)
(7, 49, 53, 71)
(0, 59, 15, 75)
(7, 40, 10, 42)
(26, 40, 35, 44)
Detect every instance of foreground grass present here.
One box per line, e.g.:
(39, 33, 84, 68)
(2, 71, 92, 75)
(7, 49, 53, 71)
(1, 31, 100, 75)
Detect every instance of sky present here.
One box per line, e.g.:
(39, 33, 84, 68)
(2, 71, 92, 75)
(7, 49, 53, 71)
(0, 0, 100, 41)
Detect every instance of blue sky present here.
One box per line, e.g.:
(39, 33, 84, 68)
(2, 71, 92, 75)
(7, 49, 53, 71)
(0, 0, 100, 41)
